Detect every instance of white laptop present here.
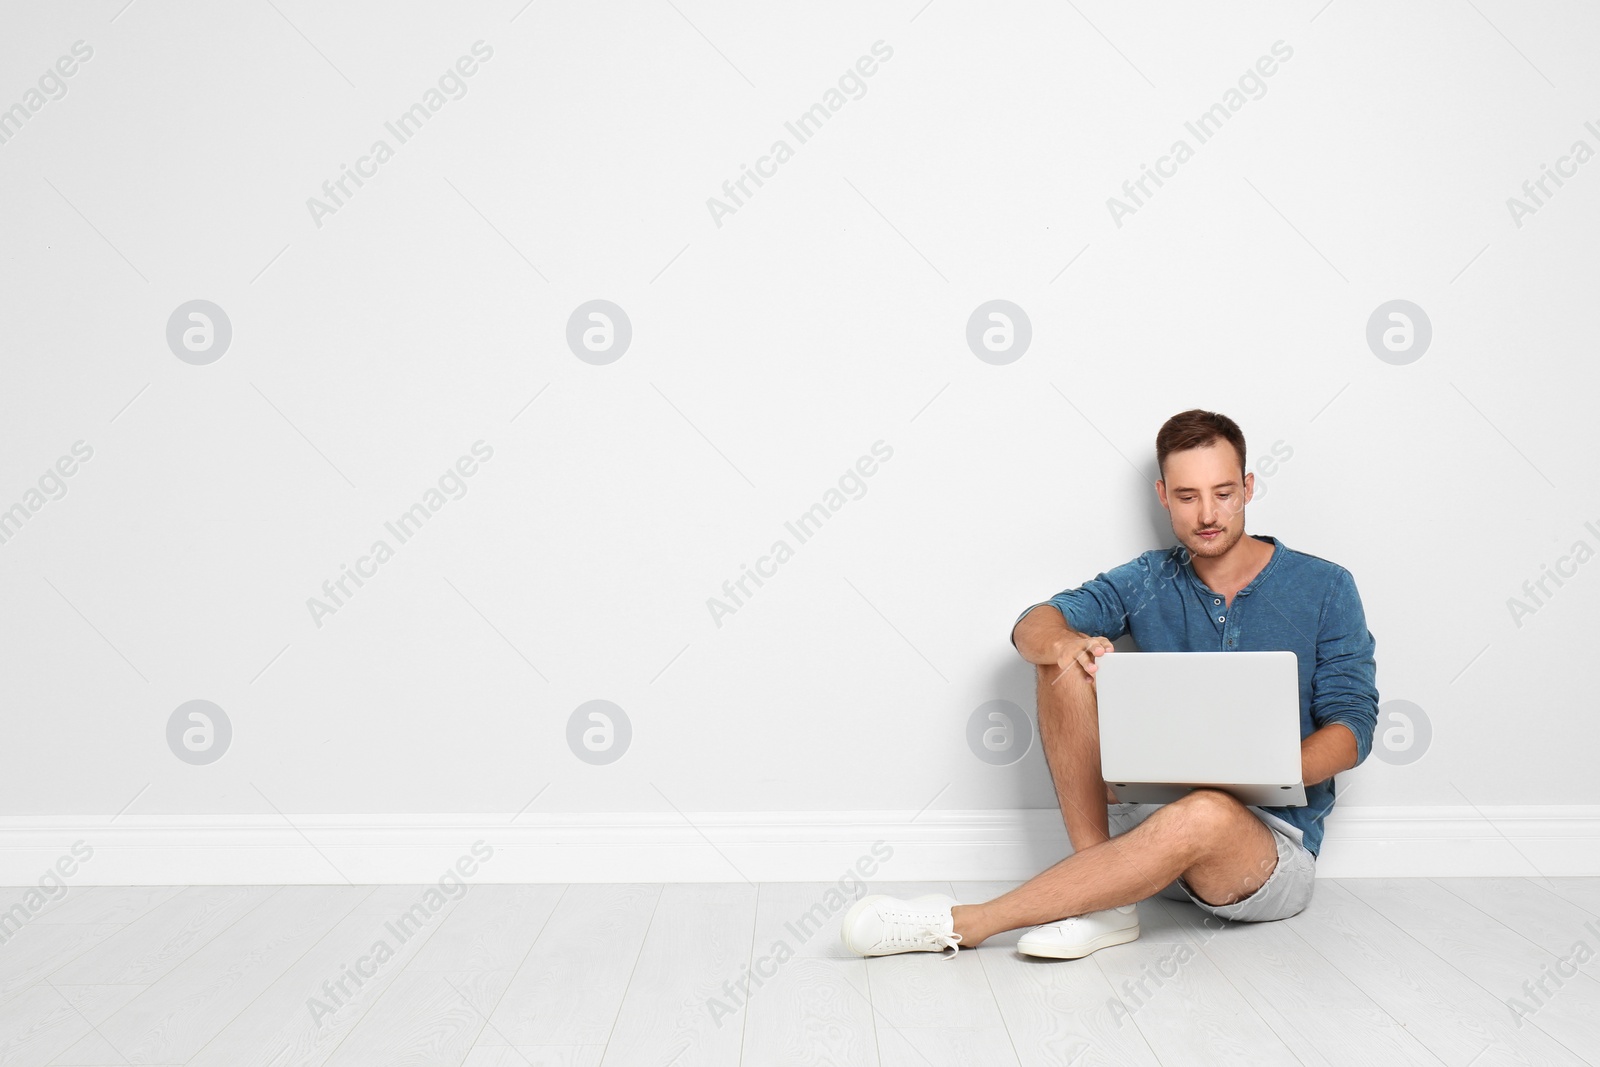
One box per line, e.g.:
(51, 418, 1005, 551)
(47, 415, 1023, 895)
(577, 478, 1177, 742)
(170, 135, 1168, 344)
(1095, 650, 1306, 807)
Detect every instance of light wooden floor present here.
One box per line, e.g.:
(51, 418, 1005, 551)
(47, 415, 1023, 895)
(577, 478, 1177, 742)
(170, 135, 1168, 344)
(1, 877, 1596, 1065)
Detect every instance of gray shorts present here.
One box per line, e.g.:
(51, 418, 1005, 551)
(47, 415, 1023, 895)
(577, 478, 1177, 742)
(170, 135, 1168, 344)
(1106, 801, 1316, 923)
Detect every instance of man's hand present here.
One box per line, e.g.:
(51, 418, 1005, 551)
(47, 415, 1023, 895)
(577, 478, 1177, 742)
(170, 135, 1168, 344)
(1050, 633, 1115, 686)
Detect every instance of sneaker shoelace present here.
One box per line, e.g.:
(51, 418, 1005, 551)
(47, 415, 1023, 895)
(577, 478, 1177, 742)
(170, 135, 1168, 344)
(878, 911, 962, 958)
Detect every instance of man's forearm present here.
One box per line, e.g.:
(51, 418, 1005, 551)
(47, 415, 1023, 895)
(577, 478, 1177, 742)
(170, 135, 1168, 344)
(1301, 722, 1359, 786)
(1012, 604, 1079, 665)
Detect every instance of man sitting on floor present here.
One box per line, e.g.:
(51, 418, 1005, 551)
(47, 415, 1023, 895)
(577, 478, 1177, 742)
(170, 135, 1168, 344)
(841, 409, 1379, 958)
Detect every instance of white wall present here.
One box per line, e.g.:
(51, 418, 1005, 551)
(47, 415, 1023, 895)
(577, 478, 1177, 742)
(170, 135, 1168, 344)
(1, 0, 1595, 883)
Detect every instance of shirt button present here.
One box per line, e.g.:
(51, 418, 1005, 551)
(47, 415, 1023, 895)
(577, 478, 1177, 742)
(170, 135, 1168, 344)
(1217, 616, 1225, 623)
(1213, 599, 1221, 605)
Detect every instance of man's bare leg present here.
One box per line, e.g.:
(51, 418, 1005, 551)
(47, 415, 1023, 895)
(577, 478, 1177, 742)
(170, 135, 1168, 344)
(949, 789, 1281, 947)
(1034, 661, 1117, 849)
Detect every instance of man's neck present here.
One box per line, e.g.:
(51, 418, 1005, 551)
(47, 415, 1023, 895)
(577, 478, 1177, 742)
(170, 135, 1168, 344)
(1192, 534, 1271, 593)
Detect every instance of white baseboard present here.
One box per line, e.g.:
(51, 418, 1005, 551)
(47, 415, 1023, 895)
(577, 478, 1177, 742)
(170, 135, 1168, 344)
(1, 806, 1595, 886)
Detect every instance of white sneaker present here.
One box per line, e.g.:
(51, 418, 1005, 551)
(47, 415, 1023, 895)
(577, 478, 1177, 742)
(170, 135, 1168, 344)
(1016, 903, 1140, 959)
(839, 893, 963, 958)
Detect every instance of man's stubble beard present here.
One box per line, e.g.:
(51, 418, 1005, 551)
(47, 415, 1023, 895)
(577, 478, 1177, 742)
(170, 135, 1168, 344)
(1178, 515, 1243, 559)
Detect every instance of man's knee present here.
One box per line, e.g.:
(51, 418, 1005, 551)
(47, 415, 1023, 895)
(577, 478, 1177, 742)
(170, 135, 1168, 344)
(1035, 660, 1094, 705)
(1037, 652, 1096, 678)
(1164, 788, 1252, 838)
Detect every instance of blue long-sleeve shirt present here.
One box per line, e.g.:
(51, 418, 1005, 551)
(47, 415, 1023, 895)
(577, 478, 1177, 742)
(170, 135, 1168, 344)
(1013, 534, 1378, 859)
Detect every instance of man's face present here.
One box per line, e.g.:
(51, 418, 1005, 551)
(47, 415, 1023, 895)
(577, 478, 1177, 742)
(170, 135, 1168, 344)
(1157, 443, 1253, 560)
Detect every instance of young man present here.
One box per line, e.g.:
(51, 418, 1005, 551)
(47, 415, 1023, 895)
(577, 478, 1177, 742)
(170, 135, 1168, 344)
(841, 409, 1379, 959)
